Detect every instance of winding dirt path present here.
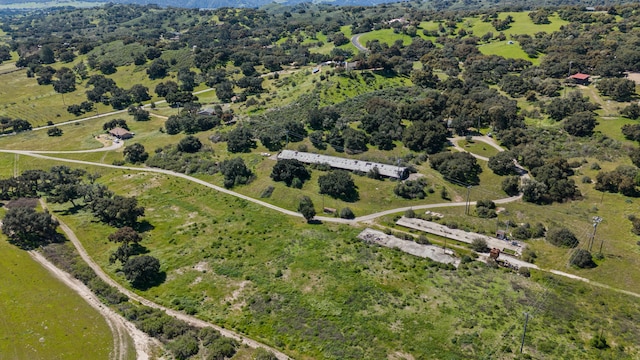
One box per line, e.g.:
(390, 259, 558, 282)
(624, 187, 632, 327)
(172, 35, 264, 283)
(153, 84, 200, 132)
(51, 215, 291, 360)
(28, 251, 160, 360)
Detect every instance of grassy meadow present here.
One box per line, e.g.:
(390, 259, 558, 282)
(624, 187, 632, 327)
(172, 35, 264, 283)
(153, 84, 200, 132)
(11, 161, 634, 359)
(0, 239, 115, 359)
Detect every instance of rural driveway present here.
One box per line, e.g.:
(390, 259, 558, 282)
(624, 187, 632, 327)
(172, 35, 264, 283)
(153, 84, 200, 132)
(351, 34, 369, 52)
(28, 251, 160, 360)
(49, 204, 292, 360)
(0, 149, 524, 224)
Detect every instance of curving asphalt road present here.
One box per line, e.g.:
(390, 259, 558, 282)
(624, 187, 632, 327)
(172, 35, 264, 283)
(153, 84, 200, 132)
(351, 34, 369, 52)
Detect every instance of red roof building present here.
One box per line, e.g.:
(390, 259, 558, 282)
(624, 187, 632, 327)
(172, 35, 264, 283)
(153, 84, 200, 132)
(569, 73, 590, 84)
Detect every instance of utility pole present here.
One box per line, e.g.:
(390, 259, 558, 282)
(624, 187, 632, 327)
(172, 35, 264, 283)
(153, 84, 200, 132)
(285, 130, 289, 149)
(588, 216, 603, 252)
(596, 217, 606, 254)
(520, 312, 530, 354)
(465, 186, 472, 215)
(565, 61, 573, 98)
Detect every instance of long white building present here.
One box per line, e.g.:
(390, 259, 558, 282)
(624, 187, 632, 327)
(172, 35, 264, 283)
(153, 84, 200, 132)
(277, 150, 409, 179)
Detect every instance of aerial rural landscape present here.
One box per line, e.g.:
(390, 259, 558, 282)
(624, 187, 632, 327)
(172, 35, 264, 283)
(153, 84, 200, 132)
(2, 0, 640, 359)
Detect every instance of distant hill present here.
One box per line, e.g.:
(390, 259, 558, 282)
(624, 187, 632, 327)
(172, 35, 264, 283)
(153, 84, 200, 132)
(0, 0, 403, 8)
(0, 0, 631, 10)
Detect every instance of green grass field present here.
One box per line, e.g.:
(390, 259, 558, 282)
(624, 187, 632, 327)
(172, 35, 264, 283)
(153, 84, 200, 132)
(0, 240, 114, 359)
(478, 40, 541, 65)
(358, 29, 413, 47)
(466, 12, 570, 38)
(458, 139, 500, 158)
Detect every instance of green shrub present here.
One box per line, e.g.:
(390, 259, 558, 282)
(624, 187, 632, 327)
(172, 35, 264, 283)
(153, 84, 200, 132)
(167, 333, 199, 360)
(590, 332, 609, 349)
(518, 267, 531, 277)
(471, 238, 489, 252)
(340, 207, 355, 219)
(546, 227, 579, 248)
(570, 249, 596, 268)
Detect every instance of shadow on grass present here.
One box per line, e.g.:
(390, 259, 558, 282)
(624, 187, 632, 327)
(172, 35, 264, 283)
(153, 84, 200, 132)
(8, 233, 65, 251)
(132, 271, 166, 291)
(135, 220, 155, 233)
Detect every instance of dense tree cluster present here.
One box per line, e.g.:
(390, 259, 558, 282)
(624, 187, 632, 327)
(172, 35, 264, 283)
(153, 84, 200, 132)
(0, 116, 32, 134)
(595, 165, 638, 196)
(546, 227, 579, 248)
(394, 178, 428, 199)
(318, 170, 358, 201)
(226, 127, 256, 153)
(270, 159, 311, 188)
(297, 196, 316, 222)
(429, 152, 482, 185)
(488, 150, 517, 175)
(219, 157, 253, 188)
(123, 255, 161, 288)
(2, 206, 60, 249)
(165, 112, 219, 136)
(103, 118, 129, 131)
(570, 249, 596, 268)
(89, 195, 145, 227)
(596, 78, 636, 102)
(124, 143, 149, 164)
(67, 101, 95, 116)
(475, 199, 497, 218)
(524, 157, 580, 203)
(0, 167, 147, 253)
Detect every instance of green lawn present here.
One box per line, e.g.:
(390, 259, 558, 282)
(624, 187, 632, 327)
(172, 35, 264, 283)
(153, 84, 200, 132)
(478, 41, 541, 65)
(0, 239, 114, 359)
(595, 116, 637, 144)
(358, 29, 413, 47)
(466, 12, 569, 38)
(457, 139, 500, 158)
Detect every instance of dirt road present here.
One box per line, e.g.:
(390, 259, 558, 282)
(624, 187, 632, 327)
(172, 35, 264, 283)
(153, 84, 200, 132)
(29, 251, 160, 360)
(51, 215, 291, 360)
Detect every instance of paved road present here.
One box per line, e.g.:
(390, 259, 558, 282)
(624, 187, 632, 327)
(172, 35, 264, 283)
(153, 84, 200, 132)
(351, 34, 369, 52)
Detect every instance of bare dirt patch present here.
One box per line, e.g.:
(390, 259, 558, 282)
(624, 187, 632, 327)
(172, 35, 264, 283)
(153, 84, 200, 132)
(193, 261, 210, 272)
(625, 72, 640, 85)
(223, 280, 251, 310)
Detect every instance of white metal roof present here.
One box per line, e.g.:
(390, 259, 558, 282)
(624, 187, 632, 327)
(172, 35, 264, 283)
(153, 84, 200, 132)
(277, 150, 408, 179)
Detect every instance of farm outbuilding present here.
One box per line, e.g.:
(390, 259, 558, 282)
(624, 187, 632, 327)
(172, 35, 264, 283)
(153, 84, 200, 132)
(569, 73, 590, 85)
(277, 150, 409, 179)
(109, 127, 133, 140)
